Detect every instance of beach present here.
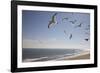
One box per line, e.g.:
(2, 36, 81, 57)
(61, 51, 90, 60)
(23, 48, 90, 62)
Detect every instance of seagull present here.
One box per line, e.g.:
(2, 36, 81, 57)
(84, 38, 89, 41)
(64, 30, 67, 34)
(62, 17, 68, 21)
(88, 25, 90, 27)
(75, 23, 82, 28)
(48, 13, 58, 29)
(69, 20, 77, 24)
(63, 30, 68, 39)
(69, 34, 72, 39)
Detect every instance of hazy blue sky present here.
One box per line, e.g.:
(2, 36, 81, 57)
(22, 10, 90, 49)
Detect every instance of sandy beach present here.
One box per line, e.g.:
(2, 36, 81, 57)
(23, 49, 90, 62)
(62, 51, 90, 60)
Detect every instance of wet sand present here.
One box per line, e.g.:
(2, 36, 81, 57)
(63, 51, 90, 60)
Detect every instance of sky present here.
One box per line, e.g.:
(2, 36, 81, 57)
(22, 10, 90, 49)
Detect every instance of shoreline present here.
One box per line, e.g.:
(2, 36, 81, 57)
(61, 51, 90, 60)
(23, 50, 90, 62)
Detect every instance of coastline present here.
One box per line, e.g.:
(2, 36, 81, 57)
(23, 49, 90, 62)
(61, 51, 90, 60)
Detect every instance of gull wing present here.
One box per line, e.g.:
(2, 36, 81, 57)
(75, 23, 82, 28)
(69, 34, 72, 39)
(64, 30, 67, 34)
(48, 21, 53, 28)
(79, 23, 82, 27)
(52, 13, 57, 22)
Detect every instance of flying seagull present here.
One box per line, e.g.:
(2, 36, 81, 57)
(63, 30, 68, 39)
(48, 13, 58, 29)
(75, 23, 82, 28)
(69, 20, 77, 24)
(64, 30, 67, 34)
(84, 38, 89, 41)
(62, 17, 68, 21)
(88, 25, 90, 27)
(69, 34, 72, 39)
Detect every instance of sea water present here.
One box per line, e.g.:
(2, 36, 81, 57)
(22, 48, 84, 62)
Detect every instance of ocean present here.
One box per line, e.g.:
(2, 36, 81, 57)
(22, 48, 84, 62)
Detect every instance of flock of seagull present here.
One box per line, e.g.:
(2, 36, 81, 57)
(48, 13, 90, 41)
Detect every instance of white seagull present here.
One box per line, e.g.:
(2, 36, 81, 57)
(48, 13, 58, 29)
